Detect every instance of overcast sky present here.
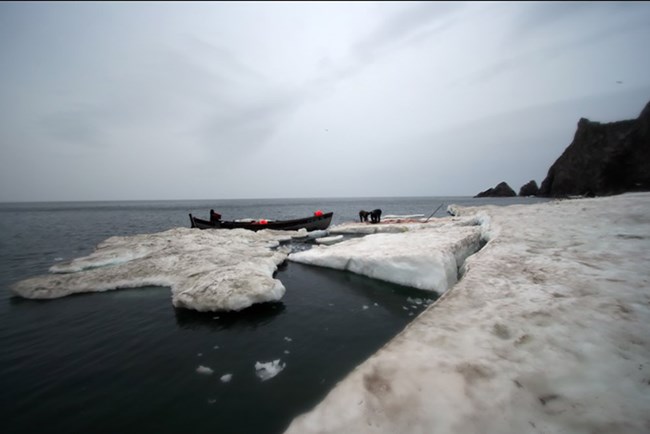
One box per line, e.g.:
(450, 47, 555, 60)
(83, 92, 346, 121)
(1, 1, 649, 201)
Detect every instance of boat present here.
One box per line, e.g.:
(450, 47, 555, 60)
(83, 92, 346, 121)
(189, 211, 334, 232)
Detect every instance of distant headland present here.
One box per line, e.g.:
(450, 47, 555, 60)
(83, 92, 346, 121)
(476, 100, 650, 198)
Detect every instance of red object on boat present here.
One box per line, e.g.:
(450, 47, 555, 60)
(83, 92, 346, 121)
(260, 219, 268, 225)
(314, 210, 323, 217)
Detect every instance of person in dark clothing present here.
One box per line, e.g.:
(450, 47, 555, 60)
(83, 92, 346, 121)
(210, 209, 222, 223)
(359, 210, 370, 222)
(370, 209, 382, 223)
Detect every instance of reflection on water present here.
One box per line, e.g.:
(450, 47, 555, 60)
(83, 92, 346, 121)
(2, 261, 438, 434)
(174, 302, 286, 331)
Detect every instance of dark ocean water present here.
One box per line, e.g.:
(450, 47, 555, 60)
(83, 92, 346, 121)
(0, 196, 549, 434)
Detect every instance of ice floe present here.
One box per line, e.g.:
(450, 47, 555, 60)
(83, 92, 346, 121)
(11, 227, 293, 312)
(289, 217, 485, 293)
(315, 235, 344, 245)
(220, 374, 233, 383)
(284, 193, 650, 434)
(12, 206, 492, 310)
(255, 359, 286, 381)
(195, 365, 213, 375)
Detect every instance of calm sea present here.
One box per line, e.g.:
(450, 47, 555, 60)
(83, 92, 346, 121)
(0, 196, 549, 433)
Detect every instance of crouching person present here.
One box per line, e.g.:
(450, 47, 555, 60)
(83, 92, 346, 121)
(370, 209, 382, 223)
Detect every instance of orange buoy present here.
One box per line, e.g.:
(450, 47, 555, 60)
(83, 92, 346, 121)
(314, 210, 323, 217)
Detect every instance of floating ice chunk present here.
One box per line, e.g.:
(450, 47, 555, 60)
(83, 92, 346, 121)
(12, 227, 291, 312)
(255, 360, 286, 381)
(197, 353, 203, 357)
(196, 365, 213, 375)
(305, 229, 329, 239)
(207, 399, 216, 405)
(316, 235, 344, 245)
(220, 374, 232, 383)
(213, 345, 219, 350)
(284, 350, 290, 354)
(362, 305, 369, 310)
(290, 222, 483, 293)
(284, 337, 292, 342)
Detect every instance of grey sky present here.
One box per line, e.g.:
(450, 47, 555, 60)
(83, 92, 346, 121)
(1, 1, 649, 201)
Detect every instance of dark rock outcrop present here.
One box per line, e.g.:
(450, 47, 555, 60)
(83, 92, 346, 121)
(539, 101, 650, 197)
(474, 182, 516, 198)
(518, 180, 539, 197)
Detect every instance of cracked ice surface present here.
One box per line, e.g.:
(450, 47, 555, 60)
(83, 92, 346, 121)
(11, 227, 294, 312)
(285, 193, 650, 434)
(289, 217, 485, 293)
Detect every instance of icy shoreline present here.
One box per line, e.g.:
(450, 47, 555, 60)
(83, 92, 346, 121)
(284, 193, 650, 434)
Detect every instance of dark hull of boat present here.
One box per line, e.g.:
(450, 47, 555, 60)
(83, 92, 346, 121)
(189, 212, 333, 232)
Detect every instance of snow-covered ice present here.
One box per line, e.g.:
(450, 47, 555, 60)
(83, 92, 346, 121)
(284, 193, 650, 434)
(255, 359, 286, 381)
(289, 217, 484, 293)
(11, 227, 293, 312)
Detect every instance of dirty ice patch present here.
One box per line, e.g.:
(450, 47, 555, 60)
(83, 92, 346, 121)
(255, 360, 286, 381)
(289, 220, 484, 293)
(11, 227, 293, 312)
(285, 193, 650, 434)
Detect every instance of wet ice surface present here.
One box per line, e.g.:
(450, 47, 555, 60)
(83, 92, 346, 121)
(290, 216, 485, 293)
(285, 193, 650, 434)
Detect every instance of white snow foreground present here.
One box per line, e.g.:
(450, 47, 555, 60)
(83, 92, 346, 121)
(289, 217, 486, 293)
(285, 193, 650, 434)
(11, 227, 297, 312)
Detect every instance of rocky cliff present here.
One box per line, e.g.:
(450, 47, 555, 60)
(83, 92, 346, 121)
(518, 180, 539, 197)
(538, 101, 650, 197)
(474, 182, 516, 198)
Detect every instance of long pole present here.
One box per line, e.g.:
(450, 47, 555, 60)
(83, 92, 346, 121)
(424, 203, 444, 223)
